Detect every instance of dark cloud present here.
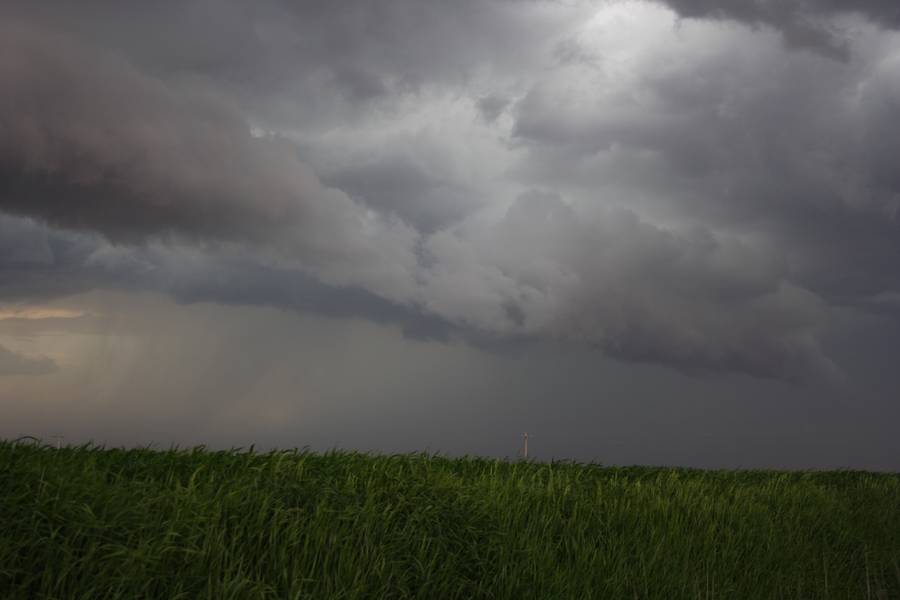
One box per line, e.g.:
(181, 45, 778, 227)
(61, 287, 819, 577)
(508, 8, 900, 316)
(0, 215, 451, 342)
(476, 95, 511, 123)
(1, 0, 900, 384)
(0, 0, 571, 130)
(659, 0, 900, 57)
(322, 158, 478, 233)
(3, 0, 900, 469)
(0, 18, 420, 300)
(421, 190, 839, 382)
(164, 258, 457, 343)
(661, 0, 900, 27)
(0, 216, 110, 302)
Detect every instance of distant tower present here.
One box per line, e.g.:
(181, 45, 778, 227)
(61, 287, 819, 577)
(522, 432, 529, 459)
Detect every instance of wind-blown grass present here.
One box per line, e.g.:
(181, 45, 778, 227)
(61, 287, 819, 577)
(1, 440, 897, 599)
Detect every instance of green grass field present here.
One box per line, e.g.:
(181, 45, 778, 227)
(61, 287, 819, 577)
(1, 440, 898, 599)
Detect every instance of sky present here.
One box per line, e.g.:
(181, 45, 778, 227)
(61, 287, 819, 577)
(1, 0, 899, 469)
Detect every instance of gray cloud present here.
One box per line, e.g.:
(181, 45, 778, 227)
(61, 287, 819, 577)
(0, 215, 107, 302)
(660, 0, 900, 28)
(0, 215, 453, 343)
(319, 155, 479, 233)
(658, 0, 900, 57)
(476, 95, 511, 123)
(1, 0, 900, 384)
(0, 344, 56, 376)
(4, 289, 897, 469)
(509, 8, 900, 309)
(0, 19, 420, 299)
(419, 190, 839, 382)
(0, 0, 578, 131)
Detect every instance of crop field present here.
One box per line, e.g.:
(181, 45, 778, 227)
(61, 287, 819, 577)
(1, 440, 898, 599)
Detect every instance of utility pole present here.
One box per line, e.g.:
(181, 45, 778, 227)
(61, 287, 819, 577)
(522, 432, 528, 459)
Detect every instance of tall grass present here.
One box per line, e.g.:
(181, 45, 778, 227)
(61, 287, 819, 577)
(1, 440, 898, 599)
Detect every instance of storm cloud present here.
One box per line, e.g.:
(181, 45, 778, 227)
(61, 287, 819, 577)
(660, 0, 900, 27)
(658, 0, 900, 57)
(2, 0, 900, 384)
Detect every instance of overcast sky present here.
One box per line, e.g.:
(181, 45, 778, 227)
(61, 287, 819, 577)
(2, 0, 899, 469)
